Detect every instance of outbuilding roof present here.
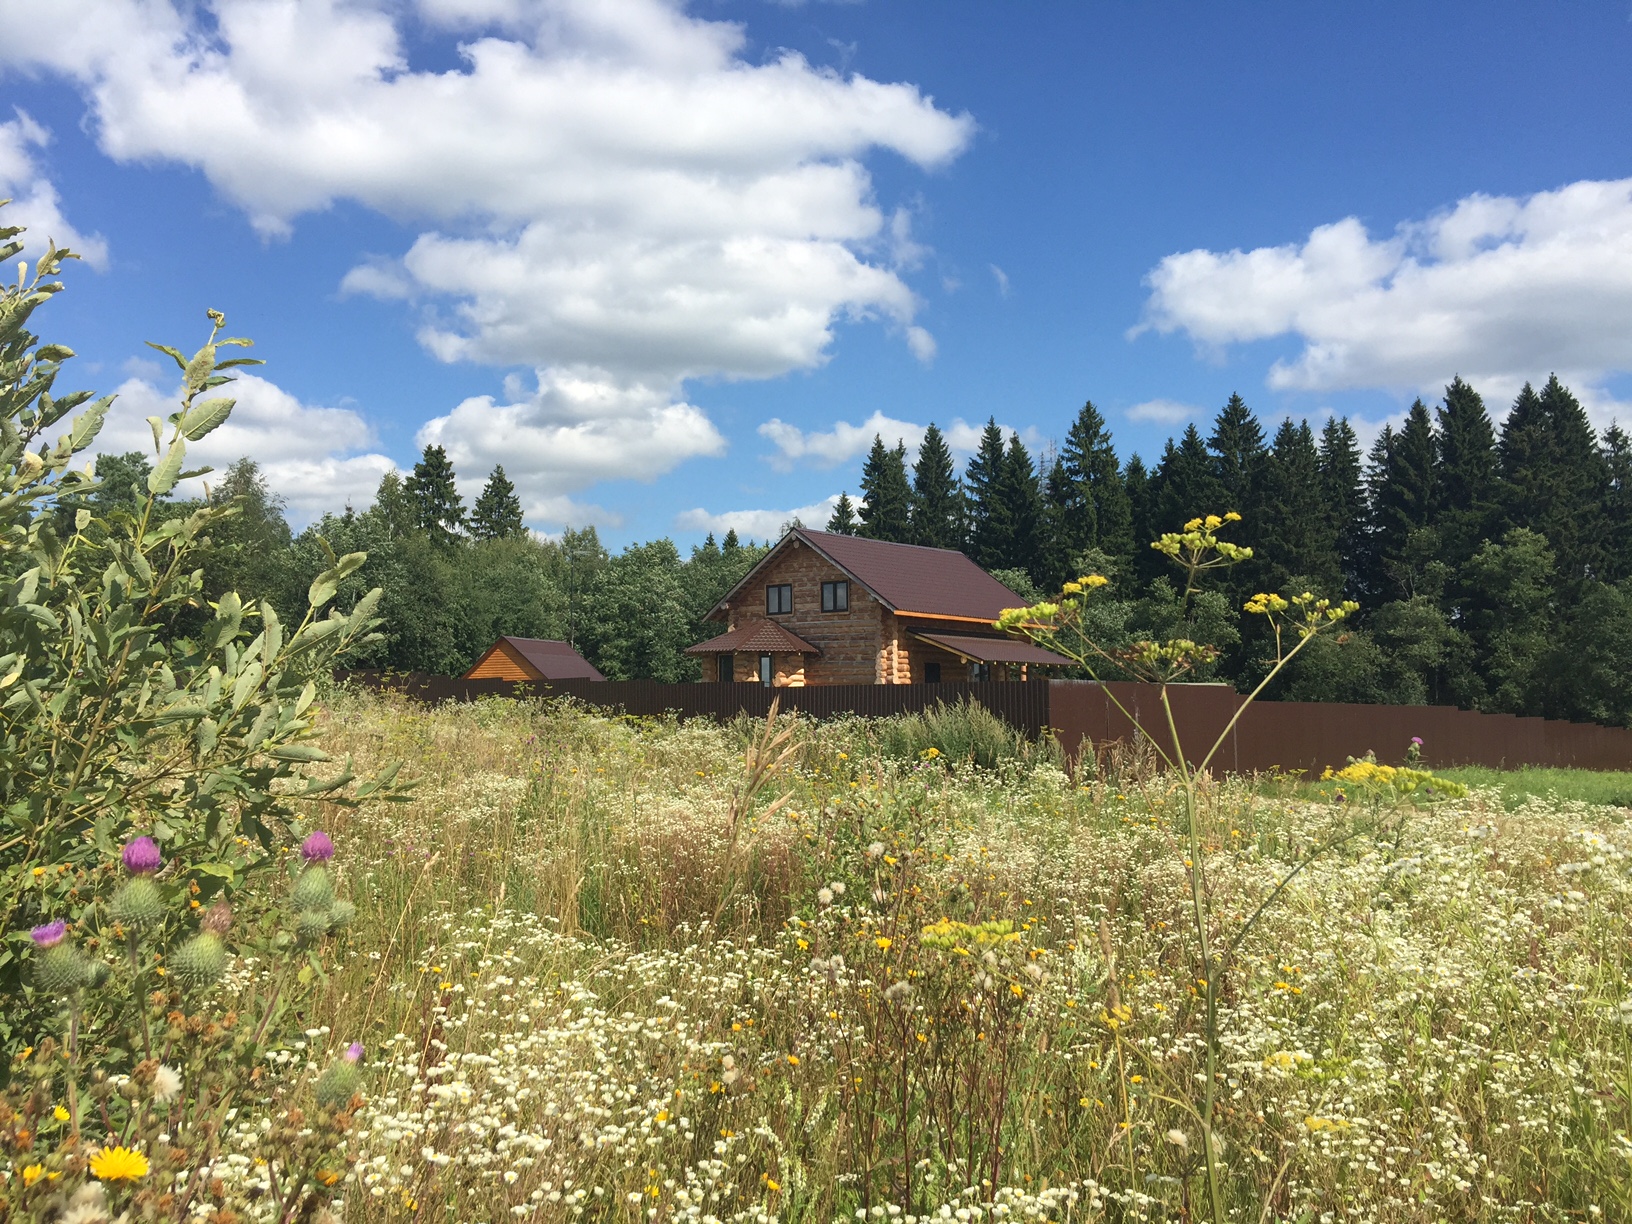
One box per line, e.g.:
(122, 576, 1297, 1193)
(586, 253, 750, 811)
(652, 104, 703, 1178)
(476, 636, 605, 681)
(709, 528, 1031, 624)
(685, 620, 822, 656)
(910, 631, 1075, 667)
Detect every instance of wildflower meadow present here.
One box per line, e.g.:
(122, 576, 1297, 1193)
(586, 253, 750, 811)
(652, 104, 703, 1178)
(102, 688, 1619, 1224)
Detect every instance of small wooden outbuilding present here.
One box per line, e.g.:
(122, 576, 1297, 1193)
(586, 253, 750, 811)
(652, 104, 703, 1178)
(463, 636, 604, 682)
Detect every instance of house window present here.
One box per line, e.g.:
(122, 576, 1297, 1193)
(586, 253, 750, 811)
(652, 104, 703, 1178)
(923, 661, 941, 684)
(969, 661, 991, 683)
(821, 580, 849, 612)
(766, 583, 792, 615)
(759, 654, 774, 687)
(717, 654, 733, 683)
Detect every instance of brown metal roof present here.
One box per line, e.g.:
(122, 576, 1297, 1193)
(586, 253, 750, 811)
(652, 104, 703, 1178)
(685, 619, 821, 655)
(708, 528, 1031, 623)
(911, 631, 1075, 667)
(499, 636, 605, 680)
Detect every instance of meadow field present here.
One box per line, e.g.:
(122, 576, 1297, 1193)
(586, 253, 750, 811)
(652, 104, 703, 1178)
(174, 689, 1630, 1224)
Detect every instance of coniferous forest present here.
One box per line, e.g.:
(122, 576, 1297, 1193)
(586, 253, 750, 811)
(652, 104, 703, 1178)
(112, 374, 1632, 725)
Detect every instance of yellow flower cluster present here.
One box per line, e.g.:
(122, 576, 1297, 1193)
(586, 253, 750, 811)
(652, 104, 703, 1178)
(1152, 510, 1252, 564)
(919, 918, 1021, 952)
(1319, 760, 1468, 799)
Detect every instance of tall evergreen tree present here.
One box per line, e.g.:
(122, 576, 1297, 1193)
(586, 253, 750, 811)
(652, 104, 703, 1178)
(1207, 393, 1268, 513)
(1368, 401, 1439, 599)
(1499, 375, 1608, 583)
(909, 423, 962, 548)
(470, 465, 525, 541)
(1123, 453, 1152, 553)
(826, 492, 859, 535)
(1433, 377, 1500, 569)
(404, 444, 466, 545)
(1038, 456, 1075, 591)
(998, 432, 1045, 581)
(1317, 417, 1366, 595)
(1154, 424, 1227, 533)
(858, 435, 912, 542)
(1261, 418, 1338, 593)
(1601, 423, 1632, 583)
(1058, 400, 1134, 561)
(963, 418, 1013, 571)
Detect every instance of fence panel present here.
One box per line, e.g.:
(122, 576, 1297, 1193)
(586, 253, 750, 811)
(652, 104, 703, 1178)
(337, 673, 1632, 773)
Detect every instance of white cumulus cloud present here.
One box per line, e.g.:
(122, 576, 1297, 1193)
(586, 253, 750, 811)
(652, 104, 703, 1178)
(0, 109, 106, 267)
(674, 494, 840, 540)
(1136, 178, 1632, 412)
(7, 0, 973, 506)
(92, 373, 395, 523)
(758, 411, 1037, 472)
(1126, 399, 1198, 425)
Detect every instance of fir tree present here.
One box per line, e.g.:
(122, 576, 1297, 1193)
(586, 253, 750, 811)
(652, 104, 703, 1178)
(1124, 454, 1152, 554)
(999, 432, 1045, 581)
(963, 418, 1012, 571)
(722, 529, 740, 552)
(1059, 399, 1134, 560)
(1261, 418, 1338, 593)
(404, 444, 466, 545)
(1154, 424, 1227, 534)
(826, 492, 859, 535)
(470, 465, 525, 541)
(1601, 424, 1632, 583)
(909, 423, 962, 548)
(1434, 377, 1500, 569)
(1499, 375, 1608, 583)
(1317, 417, 1366, 595)
(1207, 393, 1267, 514)
(858, 435, 913, 542)
(1038, 456, 1075, 590)
(1369, 401, 1439, 598)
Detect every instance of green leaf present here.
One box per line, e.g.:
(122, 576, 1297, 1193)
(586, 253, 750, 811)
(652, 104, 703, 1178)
(67, 398, 109, 451)
(184, 344, 217, 392)
(269, 743, 330, 763)
(194, 862, 236, 880)
(148, 436, 186, 496)
(144, 341, 189, 372)
(308, 567, 341, 609)
(179, 396, 234, 441)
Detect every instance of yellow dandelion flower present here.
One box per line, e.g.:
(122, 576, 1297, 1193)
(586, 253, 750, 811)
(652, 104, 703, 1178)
(53, 1106, 69, 1122)
(22, 1164, 44, 1186)
(89, 1146, 150, 1182)
(874, 936, 892, 951)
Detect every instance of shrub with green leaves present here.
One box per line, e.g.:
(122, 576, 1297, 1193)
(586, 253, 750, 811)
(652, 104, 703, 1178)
(0, 209, 400, 1051)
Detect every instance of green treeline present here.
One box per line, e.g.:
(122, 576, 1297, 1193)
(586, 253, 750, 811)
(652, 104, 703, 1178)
(98, 373, 1632, 724)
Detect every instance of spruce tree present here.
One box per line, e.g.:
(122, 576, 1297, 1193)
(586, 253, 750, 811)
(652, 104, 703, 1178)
(909, 423, 962, 548)
(999, 432, 1045, 581)
(404, 445, 466, 545)
(1038, 456, 1075, 591)
(1124, 454, 1153, 564)
(1499, 375, 1607, 583)
(963, 418, 1013, 570)
(1059, 399, 1134, 561)
(1207, 393, 1268, 514)
(1317, 417, 1366, 595)
(1154, 424, 1227, 534)
(1369, 400, 1439, 598)
(826, 492, 859, 535)
(1601, 424, 1632, 583)
(1432, 377, 1501, 570)
(470, 464, 525, 541)
(858, 435, 912, 542)
(1261, 418, 1338, 593)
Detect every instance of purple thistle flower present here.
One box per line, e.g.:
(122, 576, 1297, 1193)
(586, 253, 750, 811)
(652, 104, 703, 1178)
(345, 1041, 364, 1063)
(301, 831, 336, 863)
(122, 836, 163, 875)
(1410, 736, 1423, 746)
(31, 920, 67, 948)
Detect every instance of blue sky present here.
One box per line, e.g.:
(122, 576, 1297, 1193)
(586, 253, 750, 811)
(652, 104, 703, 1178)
(6, 1, 1632, 543)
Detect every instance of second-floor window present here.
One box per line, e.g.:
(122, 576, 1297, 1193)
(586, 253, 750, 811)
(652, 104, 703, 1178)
(766, 583, 792, 615)
(821, 580, 849, 612)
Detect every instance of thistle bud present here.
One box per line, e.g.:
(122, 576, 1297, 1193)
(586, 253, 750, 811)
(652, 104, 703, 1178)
(291, 866, 334, 912)
(171, 932, 228, 989)
(34, 938, 88, 996)
(111, 876, 164, 928)
(314, 1042, 363, 1108)
(200, 899, 233, 936)
(296, 908, 331, 944)
(327, 899, 355, 930)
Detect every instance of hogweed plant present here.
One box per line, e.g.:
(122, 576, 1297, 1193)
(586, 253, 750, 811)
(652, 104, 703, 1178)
(997, 513, 1464, 1223)
(2, 828, 365, 1223)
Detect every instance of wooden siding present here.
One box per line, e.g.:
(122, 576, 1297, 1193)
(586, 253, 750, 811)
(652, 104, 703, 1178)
(465, 640, 540, 681)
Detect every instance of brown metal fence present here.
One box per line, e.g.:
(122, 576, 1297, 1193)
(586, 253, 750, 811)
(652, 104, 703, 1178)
(338, 672, 1632, 773)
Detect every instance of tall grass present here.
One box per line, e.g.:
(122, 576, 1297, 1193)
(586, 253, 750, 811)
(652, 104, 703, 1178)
(262, 690, 1632, 1224)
